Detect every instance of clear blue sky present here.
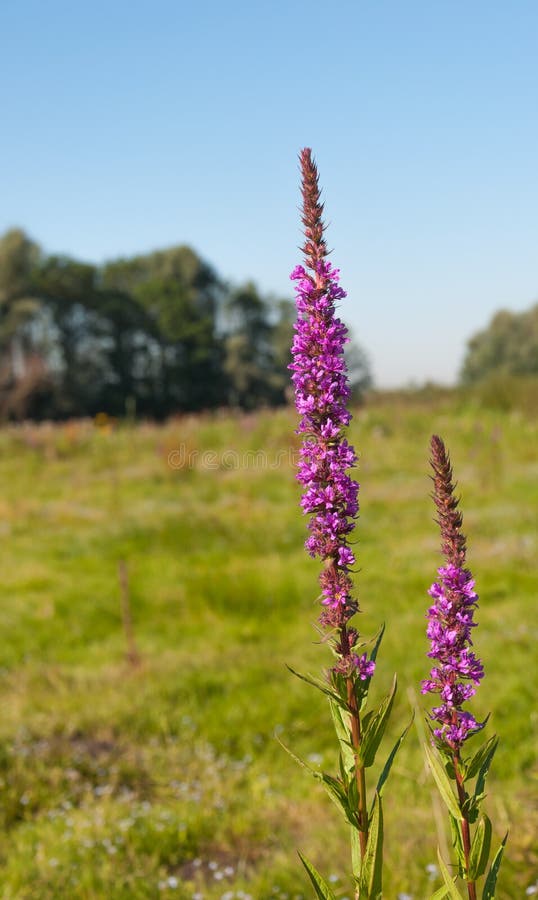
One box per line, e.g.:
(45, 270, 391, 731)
(1, 0, 537, 386)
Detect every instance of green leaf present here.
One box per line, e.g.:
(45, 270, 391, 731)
(358, 793, 383, 899)
(347, 769, 360, 823)
(465, 736, 498, 781)
(430, 887, 450, 900)
(448, 813, 465, 877)
(469, 815, 492, 880)
(359, 675, 397, 768)
(287, 665, 346, 707)
(277, 738, 354, 825)
(338, 751, 348, 785)
(361, 710, 374, 733)
(474, 738, 499, 804)
(319, 771, 355, 823)
(481, 832, 508, 899)
(276, 736, 314, 774)
(436, 847, 467, 899)
(369, 623, 385, 664)
(298, 853, 338, 900)
(462, 791, 482, 825)
(329, 699, 355, 772)
(424, 742, 462, 821)
(350, 823, 361, 881)
(330, 670, 357, 709)
(376, 712, 414, 797)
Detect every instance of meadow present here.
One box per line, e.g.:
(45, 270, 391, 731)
(0, 393, 536, 899)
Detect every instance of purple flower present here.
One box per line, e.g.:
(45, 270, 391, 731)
(291, 148, 372, 677)
(422, 436, 485, 751)
(353, 653, 376, 680)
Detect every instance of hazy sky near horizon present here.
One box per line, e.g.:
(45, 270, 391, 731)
(1, 0, 537, 387)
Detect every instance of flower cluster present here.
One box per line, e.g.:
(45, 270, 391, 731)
(422, 435, 485, 750)
(290, 149, 367, 676)
(422, 563, 484, 747)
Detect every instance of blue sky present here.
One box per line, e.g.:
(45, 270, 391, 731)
(1, 0, 537, 386)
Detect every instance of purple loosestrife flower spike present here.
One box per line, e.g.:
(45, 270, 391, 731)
(422, 435, 485, 751)
(290, 149, 365, 673)
(289, 151, 402, 897)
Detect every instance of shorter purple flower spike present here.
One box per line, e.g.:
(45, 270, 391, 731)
(422, 437, 485, 751)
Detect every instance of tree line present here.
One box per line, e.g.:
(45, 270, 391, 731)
(0, 228, 371, 421)
(3, 227, 534, 422)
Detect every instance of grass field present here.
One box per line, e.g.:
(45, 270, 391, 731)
(0, 395, 536, 898)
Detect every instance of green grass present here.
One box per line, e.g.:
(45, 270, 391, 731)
(0, 400, 536, 898)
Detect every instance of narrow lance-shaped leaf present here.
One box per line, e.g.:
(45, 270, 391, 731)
(329, 699, 355, 772)
(319, 771, 357, 826)
(424, 742, 462, 821)
(287, 665, 346, 708)
(359, 675, 397, 768)
(481, 833, 508, 900)
(347, 765, 360, 823)
(430, 886, 451, 900)
(298, 853, 338, 900)
(376, 712, 414, 798)
(448, 813, 465, 878)
(277, 738, 355, 826)
(350, 823, 361, 882)
(469, 814, 492, 881)
(436, 847, 467, 900)
(474, 738, 499, 803)
(465, 735, 498, 781)
(357, 793, 383, 900)
(369, 623, 385, 663)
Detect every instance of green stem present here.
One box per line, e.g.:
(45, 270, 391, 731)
(453, 752, 477, 900)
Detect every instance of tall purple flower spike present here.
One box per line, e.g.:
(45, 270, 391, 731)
(290, 148, 372, 680)
(422, 435, 485, 750)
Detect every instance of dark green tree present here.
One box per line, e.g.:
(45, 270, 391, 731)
(103, 246, 225, 411)
(223, 282, 283, 408)
(461, 303, 538, 383)
(90, 289, 162, 417)
(33, 256, 163, 417)
(0, 229, 46, 417)
(31, 255, 106, 415)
